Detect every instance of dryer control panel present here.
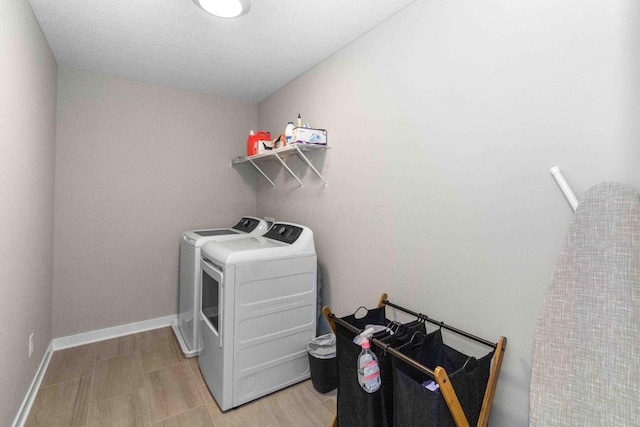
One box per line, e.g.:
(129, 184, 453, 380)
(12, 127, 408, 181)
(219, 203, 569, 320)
(264, 224, 303, 244)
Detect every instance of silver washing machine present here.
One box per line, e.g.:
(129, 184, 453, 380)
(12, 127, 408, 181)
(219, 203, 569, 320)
(173, 216, 268, 357)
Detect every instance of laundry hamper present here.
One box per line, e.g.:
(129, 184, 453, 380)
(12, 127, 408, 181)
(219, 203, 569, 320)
(334, 307, 427, 427)
(392, 329, 494, 427)
(323, 294, 507, 427)
(372, 320, 427, 427)
(335, 306, 389, 427)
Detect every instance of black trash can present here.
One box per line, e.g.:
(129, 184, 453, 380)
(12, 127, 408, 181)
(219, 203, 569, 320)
(307, 333, 337, 393)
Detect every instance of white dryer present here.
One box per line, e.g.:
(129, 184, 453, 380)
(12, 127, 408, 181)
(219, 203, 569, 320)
(173, 217, 268, 358)
(198, 223, 317, 411)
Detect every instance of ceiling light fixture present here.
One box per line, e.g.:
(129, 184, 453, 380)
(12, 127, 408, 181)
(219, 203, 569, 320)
(194, 0, 251, 18)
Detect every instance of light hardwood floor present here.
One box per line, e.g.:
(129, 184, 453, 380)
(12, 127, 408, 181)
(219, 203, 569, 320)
(25, 327, 336, 426)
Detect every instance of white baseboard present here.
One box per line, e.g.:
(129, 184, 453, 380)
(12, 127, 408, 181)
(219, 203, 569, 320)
(52, 314, 177, 351)
(12, 314, 177, 427)
(11, 341, 54, 427)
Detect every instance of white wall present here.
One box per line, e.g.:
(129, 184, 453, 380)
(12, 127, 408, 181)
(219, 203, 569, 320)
(257, 0, 640, 425)
(0, 0, 57, 424)
(53, 68, 258, 337)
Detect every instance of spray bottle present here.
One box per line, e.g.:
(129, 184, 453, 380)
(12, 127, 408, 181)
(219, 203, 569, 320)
(356, 327, 381, 393)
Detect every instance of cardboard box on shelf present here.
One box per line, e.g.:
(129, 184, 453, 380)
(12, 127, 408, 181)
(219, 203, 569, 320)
(292, 127, 327, 145)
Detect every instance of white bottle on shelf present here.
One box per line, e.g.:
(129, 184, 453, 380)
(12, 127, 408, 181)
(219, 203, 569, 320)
(285, 121, 294, 146)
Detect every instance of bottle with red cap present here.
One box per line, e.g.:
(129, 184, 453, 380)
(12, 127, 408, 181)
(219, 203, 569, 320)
(246, 130, 257, 156)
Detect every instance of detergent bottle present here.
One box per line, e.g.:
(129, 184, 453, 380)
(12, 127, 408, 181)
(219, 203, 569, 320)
(246, 130, 257, 156)
(285, 122, 294, 146)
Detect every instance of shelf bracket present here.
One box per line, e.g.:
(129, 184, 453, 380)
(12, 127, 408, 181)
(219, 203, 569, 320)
(273, 152, 304, 187)
(231, 144, 330, 189)
(294, 145, 328, 187)
(247, 158, 276, 188)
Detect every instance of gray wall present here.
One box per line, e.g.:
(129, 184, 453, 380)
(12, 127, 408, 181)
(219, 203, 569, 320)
(53, 68, 258, 337)
(257, 0, 640, 425)
(0, 0, 57, 424)
(5, 0, 640, 423)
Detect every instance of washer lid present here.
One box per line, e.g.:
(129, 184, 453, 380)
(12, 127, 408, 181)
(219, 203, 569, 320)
(216, 237, 286, 251)
(183, 217, 268, 245)
(194, 228, 239, 237)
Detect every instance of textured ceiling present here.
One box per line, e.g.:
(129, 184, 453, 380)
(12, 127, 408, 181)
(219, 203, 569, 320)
(28, 0, 415, 102)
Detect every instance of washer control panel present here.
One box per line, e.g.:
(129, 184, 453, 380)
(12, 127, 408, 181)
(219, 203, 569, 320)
(232, 217, 261, 233)
(264, 223, 303, 244)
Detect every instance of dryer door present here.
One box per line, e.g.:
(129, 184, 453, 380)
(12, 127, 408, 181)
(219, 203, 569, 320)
(201, 258, 224, 349)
